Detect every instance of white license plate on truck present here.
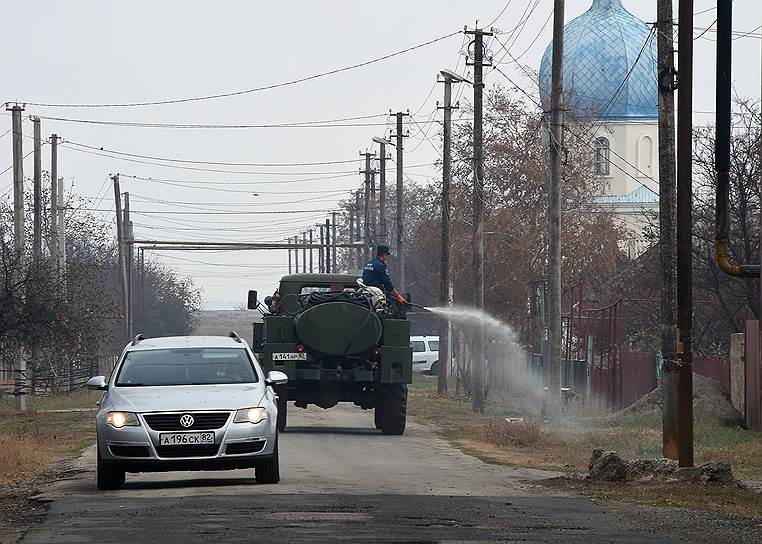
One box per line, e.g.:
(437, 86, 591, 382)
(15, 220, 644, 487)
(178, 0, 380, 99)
(159, 432, 215, 446)
(272, 352, 307, 361)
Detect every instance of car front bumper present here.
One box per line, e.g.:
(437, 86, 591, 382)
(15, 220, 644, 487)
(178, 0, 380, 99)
(97, 410, 276, 472)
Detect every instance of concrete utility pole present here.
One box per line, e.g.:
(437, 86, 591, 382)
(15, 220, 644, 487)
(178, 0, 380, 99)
(8, 104, 26, 411)
(372, 137, 391, 243)
(437, 69, 465, 396)
(319, 224, 325, 273)
(354, 190, 363, 270)
(657, 0, 679, 461)
(349, 204, 355, 272)
(676, 0, 694, 468)
(370, 171, 377, 247)
(138, 248, 145, 332)
(112, 174, 128, 342)
(50, 135, 59, 268)
(302, 232, 307, 273)
(57, 177, 67, 277)
(122, 192, 132, 339)
(546, 2, 565, 418)
(360, 151, 375, 258)
(466, 27, 492, 413)
(309, 228, 314, 273)
(288, 237, 292, 274)
(32, 117, 42, 264)
(331, 211, 337, 271)
(325, 218, 331, 273)
(294, 235, 299, 273)
(391, 112, 409, 289)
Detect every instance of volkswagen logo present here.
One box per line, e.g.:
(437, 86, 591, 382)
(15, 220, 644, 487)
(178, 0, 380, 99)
(179, 414, 195, 428)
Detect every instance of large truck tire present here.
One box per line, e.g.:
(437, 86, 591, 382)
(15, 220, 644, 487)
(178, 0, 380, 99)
(374, 399, 384, 430)
(276, 387, 287, 433)
(381, 384, 407, 435)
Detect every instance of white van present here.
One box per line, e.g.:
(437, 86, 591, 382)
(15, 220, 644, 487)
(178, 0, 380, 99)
(411, 336, 439, 374)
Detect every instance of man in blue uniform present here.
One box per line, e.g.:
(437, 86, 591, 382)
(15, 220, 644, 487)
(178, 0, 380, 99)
(361, 244, 406, 304)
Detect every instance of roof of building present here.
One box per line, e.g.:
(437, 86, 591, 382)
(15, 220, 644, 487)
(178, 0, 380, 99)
(592, 185, 659, 204)
(538, 0, 658, 120)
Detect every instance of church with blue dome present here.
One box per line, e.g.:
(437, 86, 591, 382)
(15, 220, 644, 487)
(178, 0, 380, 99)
(538, 0, 659, 256)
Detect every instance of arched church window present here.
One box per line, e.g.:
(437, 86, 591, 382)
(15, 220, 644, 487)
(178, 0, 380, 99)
(594, 137, 610, 176)
(638, 135, 653, 176)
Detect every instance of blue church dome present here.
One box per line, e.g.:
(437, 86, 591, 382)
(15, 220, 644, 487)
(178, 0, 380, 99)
(538, 0, 657, 120)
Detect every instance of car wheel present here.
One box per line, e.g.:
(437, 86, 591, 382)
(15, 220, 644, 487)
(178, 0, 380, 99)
(429, 361, 439, 376)
(97, 445, 125, 491)
(276, 388, 288, 433)
(381, 384, 407, 436)
(256, 436, 280, 484)
(374, 397, 384, 430)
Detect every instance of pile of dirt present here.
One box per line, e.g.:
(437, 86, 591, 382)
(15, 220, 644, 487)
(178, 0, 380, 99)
(588, 448, 735, 484)
(613, 373, 744, 427)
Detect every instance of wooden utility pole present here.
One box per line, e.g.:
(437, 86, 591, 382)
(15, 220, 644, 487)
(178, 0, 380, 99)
(112, 174, 128, 342)
(391, 112, 409, 289)
(57, 177, 67, 276)
(546, 2, 565, 418)
(676, 0, 694, 468)
(288, 237, 292, 274)
(657, 0, 679, 460)
(294, 235, 299, 273)
(8, 104, 26, 411)
(325, 218, 331, 273)
(438, 69, 464, 395)
(309, 228, 314, 273)
(32, 117, 42, 264)
(360, 151, 375, 258)
(319, 224, 325, 273)
(331, 211, 337, 271)
(50, 135, 59, 268)
(302, 232, 307, 273)
(466, 27, 491, 413)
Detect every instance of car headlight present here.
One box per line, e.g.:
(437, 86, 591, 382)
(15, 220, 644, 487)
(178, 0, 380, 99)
(105, 411, 140, 428)
(234, 407, 268, 424)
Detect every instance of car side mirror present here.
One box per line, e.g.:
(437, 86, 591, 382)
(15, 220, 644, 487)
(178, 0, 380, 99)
(247, 290, 258, 310)
(86, 376, 108, 390)
(265, 370, 288, 386)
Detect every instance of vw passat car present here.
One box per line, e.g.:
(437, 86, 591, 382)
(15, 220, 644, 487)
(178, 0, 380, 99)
(87, 333, 287, 490)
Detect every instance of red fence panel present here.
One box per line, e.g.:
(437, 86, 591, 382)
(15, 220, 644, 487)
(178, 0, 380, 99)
(619, 351, 657, 408)
(693, 356, 730, 393)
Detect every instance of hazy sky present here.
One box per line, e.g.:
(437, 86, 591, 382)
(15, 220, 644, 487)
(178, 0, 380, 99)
(1, 1, 760, 309)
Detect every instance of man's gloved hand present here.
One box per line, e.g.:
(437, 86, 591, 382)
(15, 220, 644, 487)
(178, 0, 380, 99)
(395, 293, 407, 304)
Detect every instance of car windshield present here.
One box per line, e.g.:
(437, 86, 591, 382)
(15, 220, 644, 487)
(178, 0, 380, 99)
(115, 348, 258, 386)
(411, 341, 426, 353)
(428, 341, 439, 351)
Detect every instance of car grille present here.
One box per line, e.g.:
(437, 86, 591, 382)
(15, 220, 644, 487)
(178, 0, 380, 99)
(143, 412, 230, 431)
(154, 444, 220, 458)
(109, 445, 151, 458)
(225, 440, 266, 455)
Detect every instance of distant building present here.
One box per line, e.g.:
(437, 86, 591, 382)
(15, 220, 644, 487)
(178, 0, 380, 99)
(538, 0, 659, 257)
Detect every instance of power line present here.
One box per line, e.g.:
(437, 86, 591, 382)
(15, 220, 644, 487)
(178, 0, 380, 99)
(16, 31, 462, 108)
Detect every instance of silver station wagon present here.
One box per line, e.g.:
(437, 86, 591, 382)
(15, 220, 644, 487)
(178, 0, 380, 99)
(87, 333, 287, 490)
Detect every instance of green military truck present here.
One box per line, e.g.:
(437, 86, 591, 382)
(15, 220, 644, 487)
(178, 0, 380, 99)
(247, 273, 413, 435)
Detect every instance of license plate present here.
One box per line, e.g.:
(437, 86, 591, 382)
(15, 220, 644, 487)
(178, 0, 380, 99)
(159, 432, 215, 446)
(272, 352, 307, 361)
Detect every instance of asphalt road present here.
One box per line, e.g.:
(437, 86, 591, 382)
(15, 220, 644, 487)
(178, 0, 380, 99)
(21, 405, 762, 543)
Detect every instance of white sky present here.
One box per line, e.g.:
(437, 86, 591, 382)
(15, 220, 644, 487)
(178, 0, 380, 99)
(1, 1, 760, 309)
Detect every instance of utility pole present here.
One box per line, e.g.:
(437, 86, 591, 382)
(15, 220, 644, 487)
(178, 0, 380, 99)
(349, 204, 355, 272)
(319, 224, 325, 273)
(302, 232, 307, 273)
(360, 151, 375, 258)
(112, 174, 128, 342)
(438, 69, 465, 395)
(325, 218, 332, 273)
(354, 190, 363, 269)
(466, 27, 492, 413)
(546, 2, 565, 418)
(288, 237, 292, 274)
(50, 135, 59, 269)
(391, 112, 409, 289)
(123, 192, 132, 339)
(139, 248, 145, 332)
(57, 177, 67, 277)
(370, 171, 377, 247)
(32, 117, 42, 265)
(8, 104, 26, 411)
(373, 137, 391, 242)
(309, 228, 314, 273)
(657, 0, 679, 460)
(676, 0, 694, 468)
(294, 236, 299, 274)
(331, 211, 337, 272)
